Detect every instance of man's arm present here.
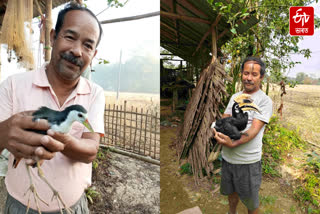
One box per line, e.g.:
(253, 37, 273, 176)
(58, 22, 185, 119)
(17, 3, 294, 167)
(214, 118, 265, 148)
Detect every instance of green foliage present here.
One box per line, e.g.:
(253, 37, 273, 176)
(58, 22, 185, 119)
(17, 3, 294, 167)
(294, 152, 320, 208)
(262, 116, 306, 176)
(259, 195, 277, 206)
(207, 0, 314, 91)
(98, 58, 109, 65)
(85, 186, 100, 204)
(106, 0, 128, 8)
(179, 163, 193, 176)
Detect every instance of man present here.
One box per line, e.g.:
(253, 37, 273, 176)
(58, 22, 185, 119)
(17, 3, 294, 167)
(0, 3, 105, 213)
(213, 57, 273, 214)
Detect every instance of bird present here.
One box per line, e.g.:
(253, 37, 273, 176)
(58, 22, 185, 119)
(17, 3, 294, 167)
(13, 104, 94, 214)
(13, 104, 94, 168)
(208, 94, 261, 162)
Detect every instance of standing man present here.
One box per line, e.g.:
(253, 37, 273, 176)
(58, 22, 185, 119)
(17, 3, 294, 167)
(0, 3, 105, 213)
(213, 57, 273, 214)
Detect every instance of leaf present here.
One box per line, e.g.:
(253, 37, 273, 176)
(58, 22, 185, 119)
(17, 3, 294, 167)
(230, 28, 237, 34)
(240, 12, 249, 17)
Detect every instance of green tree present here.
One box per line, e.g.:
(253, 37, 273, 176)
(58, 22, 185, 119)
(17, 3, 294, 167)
(208, 0, 318, 94)
(296, 72, 307, 84)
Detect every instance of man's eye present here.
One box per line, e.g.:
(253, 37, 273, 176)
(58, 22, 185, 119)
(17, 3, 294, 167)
(65, 36, 74, 40)
(84, 43, 93, 50)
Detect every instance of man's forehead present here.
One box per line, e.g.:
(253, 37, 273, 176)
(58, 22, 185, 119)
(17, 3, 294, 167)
(62, 10, 99, 40)
(243, 61, 261, 72)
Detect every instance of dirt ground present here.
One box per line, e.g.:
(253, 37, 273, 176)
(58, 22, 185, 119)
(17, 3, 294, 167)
(160, 126, 304, 214)
(90, 149, 160, 214)
(0, 150, 160, 214)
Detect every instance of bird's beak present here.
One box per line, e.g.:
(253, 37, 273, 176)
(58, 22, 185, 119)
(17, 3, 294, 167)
(83, 119, 94, 132)
(239, 102, 261, 114)
(234, 94, 252, 103)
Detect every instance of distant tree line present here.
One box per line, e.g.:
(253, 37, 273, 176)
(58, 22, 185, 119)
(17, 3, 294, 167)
(91, 55, 159, 94)
(287, 72, 320, 85)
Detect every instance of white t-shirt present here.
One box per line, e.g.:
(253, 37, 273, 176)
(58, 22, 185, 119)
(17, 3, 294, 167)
(221, 89, 273, 164)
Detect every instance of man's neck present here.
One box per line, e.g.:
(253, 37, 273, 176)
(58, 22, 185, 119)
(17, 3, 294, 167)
(243, 89, 260, 94)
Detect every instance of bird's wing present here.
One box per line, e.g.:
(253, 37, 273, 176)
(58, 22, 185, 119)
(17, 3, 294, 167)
(32, 107, 65, 125)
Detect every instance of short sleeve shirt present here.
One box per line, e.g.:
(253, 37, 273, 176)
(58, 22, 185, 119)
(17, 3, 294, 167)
(0, 64, 105, 211)
(222, 90, 273, 164)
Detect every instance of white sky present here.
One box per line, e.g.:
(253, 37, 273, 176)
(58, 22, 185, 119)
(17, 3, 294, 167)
(288, 2, 320, 78)
(0, 0, 160, 81)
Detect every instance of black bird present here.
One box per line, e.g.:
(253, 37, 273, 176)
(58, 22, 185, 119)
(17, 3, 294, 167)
(13, 104, 94, 214)
(212, 94, 260, 140)
(208, 94, 260, 162)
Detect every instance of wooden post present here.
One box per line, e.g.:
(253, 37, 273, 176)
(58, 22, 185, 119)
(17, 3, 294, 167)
(212, 26, 217, 59)
(45, 0, 52, 61)
(144, 110, 148, 156)
(154, 112, 158, 159)
(0, 45, 1, 81)
(123, 101, 127, 148)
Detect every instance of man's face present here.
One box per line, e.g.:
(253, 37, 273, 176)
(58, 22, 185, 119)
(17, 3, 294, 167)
(241, 61, 263, 94)
(50, 10, 99, 81)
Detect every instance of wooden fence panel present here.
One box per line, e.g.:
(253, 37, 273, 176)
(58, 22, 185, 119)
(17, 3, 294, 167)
(102, 103, 160, 160)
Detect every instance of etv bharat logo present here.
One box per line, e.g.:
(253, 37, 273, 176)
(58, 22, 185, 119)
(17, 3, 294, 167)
(290, 6, 314, 36)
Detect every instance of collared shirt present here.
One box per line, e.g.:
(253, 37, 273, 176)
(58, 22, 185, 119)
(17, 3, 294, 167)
(0, 64, 105, 211)
(222, 89, 273, 164)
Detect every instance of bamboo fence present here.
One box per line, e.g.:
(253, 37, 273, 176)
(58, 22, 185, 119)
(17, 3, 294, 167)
(101, 101, 160, 160)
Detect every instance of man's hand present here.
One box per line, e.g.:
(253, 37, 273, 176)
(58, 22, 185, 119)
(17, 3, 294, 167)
(0, 111, 61, 161)
(212, 128, 237, 148)
(43, 130, 100, 163)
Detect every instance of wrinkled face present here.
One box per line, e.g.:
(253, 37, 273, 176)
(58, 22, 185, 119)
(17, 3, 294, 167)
(241, 61, 263, 94)
(50, 10, 99, 81)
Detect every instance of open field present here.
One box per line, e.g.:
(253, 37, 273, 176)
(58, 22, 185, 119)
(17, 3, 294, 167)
(104, 91, 160, 114)
(269, 84, 320, 146)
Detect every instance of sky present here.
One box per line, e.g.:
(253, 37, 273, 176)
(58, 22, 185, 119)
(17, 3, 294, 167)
(0, 0, 160, 82)
(287, 2, 320, 78)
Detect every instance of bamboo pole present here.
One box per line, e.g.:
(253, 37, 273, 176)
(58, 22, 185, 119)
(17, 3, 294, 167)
(119, 104, 123, 147)
(112, 104, 115, 145)
(144, 110, 148, 156)
(134, 107, 138, 152)
(115, 105, 119, 147)
(154, 112, 158, 159)
(45, 0, 52, 61)
(124, 101, 127, 149)
(139, 108, 143, 153)
(130, 106, 133, 149)
(149, 112, 153, 157)
(100, 145, 160, 165)
(101, 12, 159, 24)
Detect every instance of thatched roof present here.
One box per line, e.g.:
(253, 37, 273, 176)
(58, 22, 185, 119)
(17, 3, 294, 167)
(161, 0, 259, 63)
(0, 0, 69, 27)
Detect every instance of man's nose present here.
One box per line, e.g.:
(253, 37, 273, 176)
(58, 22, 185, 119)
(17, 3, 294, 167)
(70, 41, 82, 57)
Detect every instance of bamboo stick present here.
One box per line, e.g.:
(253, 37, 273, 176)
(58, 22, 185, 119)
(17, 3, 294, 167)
(101, 11, 159, 24)
(129, 106, 133, 150)
(149, 112, 153, 157)
(45, 0, 52, 61)
(134, 107, 138, 152)
(144, 110, 148, 156)
(115, 105, 119, 147)
(139, 108, 143, 153)
(124, 101, 127, 149)
(112, 104, 115, 146)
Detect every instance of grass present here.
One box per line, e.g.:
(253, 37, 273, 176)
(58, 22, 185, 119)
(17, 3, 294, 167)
(259, 195, 277, 206)
(262, 115, 320, 211)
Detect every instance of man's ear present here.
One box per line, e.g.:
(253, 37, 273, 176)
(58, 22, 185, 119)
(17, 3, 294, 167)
(93, 49, 98, 59)
(50, 29, 56, 46)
